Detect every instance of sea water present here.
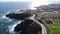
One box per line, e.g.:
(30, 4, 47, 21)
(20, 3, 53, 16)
(0, 2, 30, 34)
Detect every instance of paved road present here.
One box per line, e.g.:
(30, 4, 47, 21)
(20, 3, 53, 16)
(29, 14, 47, 34)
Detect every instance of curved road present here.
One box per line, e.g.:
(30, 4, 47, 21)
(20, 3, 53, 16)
(29, 14, 47, 34)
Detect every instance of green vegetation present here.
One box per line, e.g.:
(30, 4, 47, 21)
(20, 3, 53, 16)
(46, 19, 60, 34)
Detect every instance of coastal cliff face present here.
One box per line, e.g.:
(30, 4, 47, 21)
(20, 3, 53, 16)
(5, 4, 60, 34)
(14, 19, 42, 34)
(6, 13, 32, 20)
(6, 4, 60, 20)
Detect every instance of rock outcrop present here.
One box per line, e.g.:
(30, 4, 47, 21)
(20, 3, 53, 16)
(6, 13, 32, 20)
(5, 4, 60, 34)
(14, 19, 42, 34)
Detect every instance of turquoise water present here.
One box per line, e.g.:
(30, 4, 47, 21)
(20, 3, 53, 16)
(0, 2, 30, 34)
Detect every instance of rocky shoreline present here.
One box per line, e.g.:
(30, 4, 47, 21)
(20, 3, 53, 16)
(6, 4, 60, 34)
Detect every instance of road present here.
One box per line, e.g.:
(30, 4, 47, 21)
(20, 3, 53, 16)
(29, 14, 47, 34)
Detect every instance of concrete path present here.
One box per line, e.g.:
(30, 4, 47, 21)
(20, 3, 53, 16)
(29, 14, 47, 34)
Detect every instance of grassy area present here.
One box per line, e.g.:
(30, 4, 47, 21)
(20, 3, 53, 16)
(46, 19, 60, 34)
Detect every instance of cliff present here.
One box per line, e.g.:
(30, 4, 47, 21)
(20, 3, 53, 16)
(14, 19, 42, 34)
(6, 13, 32, 20)
(5, 4, 60, 34)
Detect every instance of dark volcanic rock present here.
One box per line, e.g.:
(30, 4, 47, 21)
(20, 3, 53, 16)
(6, 13, 32, 20)
(14, 19, 42, 34)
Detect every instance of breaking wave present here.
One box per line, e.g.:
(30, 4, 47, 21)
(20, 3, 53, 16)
(8, 21, 22, 34)
(1, 11, 10, 19)
(0, 10, 22, 34)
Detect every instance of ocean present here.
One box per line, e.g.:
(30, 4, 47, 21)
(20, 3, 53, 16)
(0, 2, 30, 34)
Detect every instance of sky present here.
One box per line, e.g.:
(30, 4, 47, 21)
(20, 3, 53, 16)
(0, 0, 60, 9)
(0, 0, 60, 2)
(0, 0, 32, 2)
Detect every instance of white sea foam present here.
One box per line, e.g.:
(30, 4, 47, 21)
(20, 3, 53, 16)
(5, 11, 10, 14)
(16, 9, 21, 11)
(8, 19, 12, 22)
(1, 11, 10, 19)
(1, 15, 6, 18)
(8, 21, 22, 33)
(1, 15, 9, 19)
(8, 23, 17, 32)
